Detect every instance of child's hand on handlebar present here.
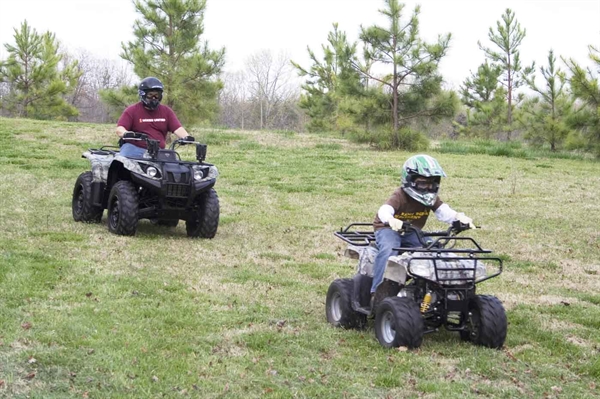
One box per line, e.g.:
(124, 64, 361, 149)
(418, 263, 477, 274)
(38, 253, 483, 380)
(388, 218, 403, 231)
(456, 212, 476, 229)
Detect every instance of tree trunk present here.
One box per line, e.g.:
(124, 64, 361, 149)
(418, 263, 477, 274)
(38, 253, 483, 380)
(260, 99, 263, 130)
(506, 58, 513, 141)
(392, 36, 399, 147)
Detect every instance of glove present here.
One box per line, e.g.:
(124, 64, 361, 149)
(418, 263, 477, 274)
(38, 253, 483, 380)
(388, 218, 403, 231)
(122, 131, 136, 139)
(183, 136, 195, 142)
(456, 212, 476, 229)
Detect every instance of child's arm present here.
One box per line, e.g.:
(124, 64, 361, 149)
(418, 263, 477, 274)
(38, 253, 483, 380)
(435, 204, 475, 228)
(377, 204, 395, 224)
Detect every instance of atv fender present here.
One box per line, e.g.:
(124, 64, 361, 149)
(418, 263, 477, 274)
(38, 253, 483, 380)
(130, 172, 161, 190)
(344, 245, 360, 259)
(383, 256, 408, 285)
(191, 179, 217, 197)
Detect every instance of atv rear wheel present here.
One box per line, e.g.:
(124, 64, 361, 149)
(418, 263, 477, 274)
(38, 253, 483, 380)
(107, 181, 139, 236)
(72, 172, 103, 223)
(460, 295, 507, 349)
(325, 279, 367, 329)
(186, 188, 219, 238)
(375, 297, 424, 349)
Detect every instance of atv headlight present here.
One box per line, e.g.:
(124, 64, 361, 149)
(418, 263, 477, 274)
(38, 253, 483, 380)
(137, 162, 161, 179)
(192, 165, 205, 181)
(208, 165, 219, 179)
(474, 260, 487, 281)
(146, 166, 158, 178)
(409, 259, 436, 280)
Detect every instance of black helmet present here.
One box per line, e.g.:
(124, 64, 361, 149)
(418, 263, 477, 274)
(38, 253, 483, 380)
(138, 77, 164, 110)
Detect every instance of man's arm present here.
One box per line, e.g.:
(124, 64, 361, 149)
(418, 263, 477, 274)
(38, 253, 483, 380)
(116, 126, 129, 138)
(173, 126, 189, 139)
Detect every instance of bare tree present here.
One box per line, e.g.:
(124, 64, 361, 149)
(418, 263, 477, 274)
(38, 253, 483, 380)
(219, 70, 250, 129)
(245, 50, 300, 130)
(62, 49, 134, 122)
(0, 81, 10, 116)
(219, 50, 303, 131)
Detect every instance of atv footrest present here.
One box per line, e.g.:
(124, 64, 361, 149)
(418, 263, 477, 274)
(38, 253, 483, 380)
(354, 306, 372, 316)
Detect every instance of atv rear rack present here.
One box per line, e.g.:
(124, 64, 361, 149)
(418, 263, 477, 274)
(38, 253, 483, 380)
(334, 223, 376, 246)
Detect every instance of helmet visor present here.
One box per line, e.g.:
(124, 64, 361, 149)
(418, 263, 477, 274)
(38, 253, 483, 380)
(145, 91, 162, 100)
(412, 177, 440, 194)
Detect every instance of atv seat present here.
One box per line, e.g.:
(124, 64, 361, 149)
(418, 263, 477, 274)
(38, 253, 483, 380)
(157, 149, 181, 161)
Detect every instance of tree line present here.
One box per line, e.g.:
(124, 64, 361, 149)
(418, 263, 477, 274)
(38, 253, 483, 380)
(0, 0, 598, 157)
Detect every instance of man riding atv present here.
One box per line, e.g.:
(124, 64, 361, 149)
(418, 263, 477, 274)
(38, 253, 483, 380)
(71, 77, 220, 238)
(116, 76, 194, 157)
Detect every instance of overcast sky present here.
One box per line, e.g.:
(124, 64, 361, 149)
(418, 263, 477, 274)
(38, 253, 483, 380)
(0, 0, 599, 89)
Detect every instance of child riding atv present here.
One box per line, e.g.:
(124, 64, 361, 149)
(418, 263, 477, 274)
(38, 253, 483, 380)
(326, 155, 507, 349)
(371, 154, 474, 307)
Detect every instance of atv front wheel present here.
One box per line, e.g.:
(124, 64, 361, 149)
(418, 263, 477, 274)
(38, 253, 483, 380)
(186, 188, 219, 238)
(375, 297, 424, 349)
(72, 172, 103, 223)
(460, 295, 507, 349)
(325, 279, 367, 329)
(107, 181, 139, 236)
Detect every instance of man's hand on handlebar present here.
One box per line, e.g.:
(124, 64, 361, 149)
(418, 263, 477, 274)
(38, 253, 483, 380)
(175, 136, 196, 145)
(121, 132, 147, 140)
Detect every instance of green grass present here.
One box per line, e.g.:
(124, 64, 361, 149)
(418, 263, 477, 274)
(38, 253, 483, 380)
(0, 117, 599, 398)
(438, 139, 597, 161)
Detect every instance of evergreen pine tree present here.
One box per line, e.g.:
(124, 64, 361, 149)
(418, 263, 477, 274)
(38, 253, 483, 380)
(478, 8, 535, 139)
(459, 62, 507, 137)
(456, 61, 507, 138)
(0, 20, 80, 120)
(355, 0, 455, 147)
(564, 45, 600, 156)
(292, 23, 363, 132)
(521, 50, 573, 151)
(460, 62, 502, 109)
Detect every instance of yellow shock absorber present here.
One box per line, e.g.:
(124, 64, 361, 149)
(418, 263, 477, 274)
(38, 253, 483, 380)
(420, 292, 432, 313)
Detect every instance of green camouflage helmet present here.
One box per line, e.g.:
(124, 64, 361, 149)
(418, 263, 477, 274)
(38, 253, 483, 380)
(401, 154, 447, 206)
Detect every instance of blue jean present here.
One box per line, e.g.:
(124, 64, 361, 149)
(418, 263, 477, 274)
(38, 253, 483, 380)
(119, 143, 146, 158)
(371, 228, 421, 293)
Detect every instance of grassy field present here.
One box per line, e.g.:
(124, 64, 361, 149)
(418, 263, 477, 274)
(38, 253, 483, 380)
(0, 117, 598, 399)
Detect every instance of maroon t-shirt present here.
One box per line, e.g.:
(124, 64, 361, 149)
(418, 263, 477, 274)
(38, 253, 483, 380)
(373, 187, 443, 231)
(116, 102, 183, 149)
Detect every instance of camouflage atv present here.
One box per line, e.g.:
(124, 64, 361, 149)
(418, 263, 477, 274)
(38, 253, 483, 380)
(326, 222, 507, 349)
(72, 133, 219, 238)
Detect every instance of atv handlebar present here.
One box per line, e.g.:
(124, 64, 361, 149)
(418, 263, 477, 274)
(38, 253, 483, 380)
(170, 137, 197, 148)
(119, 133, 208, 162)
(396, 220, 474, 240)
(393, 221, 488, 253)
(334, 220, 486, 252)
(121, 132, 148, 141)
(170, 138, 207, 162)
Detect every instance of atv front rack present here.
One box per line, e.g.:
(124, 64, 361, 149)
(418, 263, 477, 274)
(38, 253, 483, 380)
(335, 222, 503, 285)
(396, 234, 502, 285)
